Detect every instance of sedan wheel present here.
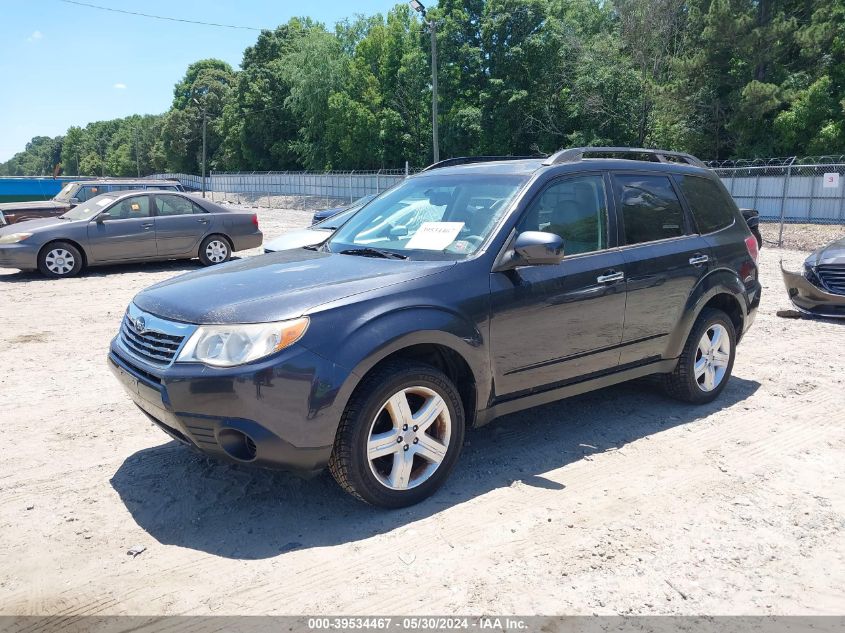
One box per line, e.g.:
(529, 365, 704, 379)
(198, 235, 232, 266)
(38, 241, 83, 278)
(329, 361, 465, 508)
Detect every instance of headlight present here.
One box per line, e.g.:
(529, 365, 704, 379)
(176, 317, 309, 367)
(0, 232, 33, 244)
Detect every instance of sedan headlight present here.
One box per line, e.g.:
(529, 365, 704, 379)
(176, 317, 309, 367)
(0, 232, 33, 244)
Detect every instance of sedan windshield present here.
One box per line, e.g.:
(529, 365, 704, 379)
(60, 195, 116, 221)
(327, 174, 527, 259)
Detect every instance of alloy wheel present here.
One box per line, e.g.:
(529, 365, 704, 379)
(366, 386, 452, 490)
(695, 323, 731, 392)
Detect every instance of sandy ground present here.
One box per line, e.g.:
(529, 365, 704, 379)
(0, 210, 844, 617)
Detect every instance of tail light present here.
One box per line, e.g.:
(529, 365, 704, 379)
(744, 234, 759, 263)
(252, 214, 259, 228)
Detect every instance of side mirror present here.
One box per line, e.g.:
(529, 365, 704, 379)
(498, 231, 564, 270)
(96, 212, 112, 223)
(69, 197, 80, 205)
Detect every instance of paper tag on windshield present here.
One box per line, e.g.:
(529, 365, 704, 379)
(406, 222, 464, 250)
(96, 198, 113, 207)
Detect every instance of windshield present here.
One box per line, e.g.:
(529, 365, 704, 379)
(60, 195, 115, 221)
(327, 174, 527, 259)
(53, 183, 79, 204)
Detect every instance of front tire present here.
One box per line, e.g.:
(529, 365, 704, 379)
(329, 362, 465, 508)
(198, 235, 231, 266)
(662, 308, 736, 403)
(38, 241, 83, 278)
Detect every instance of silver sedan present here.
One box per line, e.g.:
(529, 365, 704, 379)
(0, 191, 262, 278)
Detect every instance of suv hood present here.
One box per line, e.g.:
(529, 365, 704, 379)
(806, 237, 845, 267)
(133, 249, 455, 324)
(0, 199, 66, 212)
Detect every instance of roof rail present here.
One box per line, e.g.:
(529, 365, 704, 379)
(543, 147, 706, 168)
(420, 155, 543, 172)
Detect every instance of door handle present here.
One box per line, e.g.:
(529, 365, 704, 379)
(141, 222, 154, 229)
(596, 271, 625, 284)
(689, 254, 709, 266)
(196, 218, 209, 224)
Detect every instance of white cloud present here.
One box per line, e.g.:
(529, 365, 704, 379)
(113, 83, 127, 90)
(27, 30, 44, 42)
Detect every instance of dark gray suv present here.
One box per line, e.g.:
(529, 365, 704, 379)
(109, 147, 761, 508)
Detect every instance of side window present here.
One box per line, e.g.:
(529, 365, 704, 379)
(110, 196, 151, 219)
(614, 175, 686, 245)
(156, 194, 202, 216)
(676, 175, 735, 234)
(517, 174, 608, 255)
(76, 185, 102, 202)
(146, 185, 178, 191)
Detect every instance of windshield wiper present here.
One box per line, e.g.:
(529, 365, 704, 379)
(339, 247, 408, 260)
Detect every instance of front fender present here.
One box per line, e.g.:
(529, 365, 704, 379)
(303, 305, 491, 425)
(664, 268, 749, 359)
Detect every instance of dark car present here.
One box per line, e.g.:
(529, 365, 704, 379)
(108, 147, 760, 508)
(311, 194, 377, 224)
(781, 236, 845, 318)
(739, 208, 762, 248)
(0, 179, 184, 226)
(0, 191, 262, 278)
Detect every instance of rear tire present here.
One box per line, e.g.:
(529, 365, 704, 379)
(328, 361, 465, 508)
(198, 235, 231, 266)
(662, 308, 736, 404)
(38, 241, 83, 278)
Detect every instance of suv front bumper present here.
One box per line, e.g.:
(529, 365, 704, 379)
(108, 337, 351, 474)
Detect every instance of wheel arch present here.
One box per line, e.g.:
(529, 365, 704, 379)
(38, 238, 88, 268)
(665, 268, 748, 358)
(322, 311, 490, 430)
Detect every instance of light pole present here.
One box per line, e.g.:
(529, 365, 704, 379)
(193, 97, 208, 197)
(409, 0, 439, 163)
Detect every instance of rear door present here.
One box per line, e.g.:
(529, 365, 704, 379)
(152, 194, 208, 256)
(612, 172, 712, 364)
(86, 195, 157, 262)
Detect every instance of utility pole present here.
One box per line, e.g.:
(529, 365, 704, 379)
(201, 109, 207, 197)
(193, 97, 208, 197)
(409, 0, 439, 163)
(134, 128, 141, 177)
(430, 18, 439, 163)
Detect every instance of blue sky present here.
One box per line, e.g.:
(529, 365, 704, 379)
(0, 0, 406, 162)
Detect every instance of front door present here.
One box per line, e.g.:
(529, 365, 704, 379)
(87, 195, 157, 262)
(489, 173, 627, 397)
(611, 172, 713, 364)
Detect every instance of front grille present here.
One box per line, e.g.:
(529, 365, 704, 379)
(816, 265, 845, 294)
(120, 315, 185, 365)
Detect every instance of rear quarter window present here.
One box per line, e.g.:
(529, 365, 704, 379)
(676, 175, 735, 234)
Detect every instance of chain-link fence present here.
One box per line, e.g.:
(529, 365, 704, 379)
(707, 156, 845, 248)
(154, 158, 845, 250)
(151, 169, 414, 211)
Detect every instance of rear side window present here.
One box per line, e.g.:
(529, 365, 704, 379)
(156, 194, 203, 216)
(676, 175, 735, 234)
(614, 175, 686, 245)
